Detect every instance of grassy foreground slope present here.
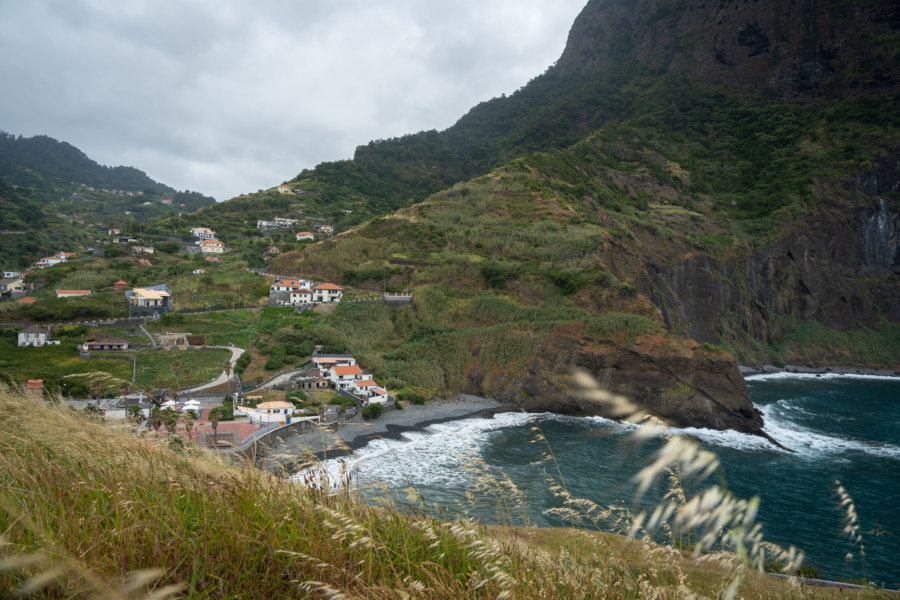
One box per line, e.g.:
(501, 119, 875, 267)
(0, 386, 882, 599)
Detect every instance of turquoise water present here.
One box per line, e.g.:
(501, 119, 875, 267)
(327, 375, 900, 586)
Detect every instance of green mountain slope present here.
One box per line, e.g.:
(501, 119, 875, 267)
(0, 131, 216, 268)
(158, 0, 899, 429)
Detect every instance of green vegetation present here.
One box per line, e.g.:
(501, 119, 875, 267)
(361, 402, 383, 419)
(0, 386, 886, 599)
(0, 326, 229, 396)
(133, 348, 230, 389)
(0, 131, 214, 268)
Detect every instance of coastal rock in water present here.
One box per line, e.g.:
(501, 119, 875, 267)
(473, 330, 763, 436)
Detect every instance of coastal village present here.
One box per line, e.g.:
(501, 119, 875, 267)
(2, 211, 418, 456)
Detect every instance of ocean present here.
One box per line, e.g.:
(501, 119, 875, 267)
(317, 375, 900, 587)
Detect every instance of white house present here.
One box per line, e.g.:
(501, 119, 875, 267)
(353, 379, 377, 394)
(314, 224, 334, 236)
(192, 269, 206, 274)
(276, 185, 292, 194)
(234, 400, 319, 425)
(82, 337, 129, 352)
(289, 288, 313, 304)
(3, 270, 21, 279)
(34, 255, 66, 269)
(312, 355, 356, 376)
(270, 278, 309, 293)
(295, 231, 314, 241)
(18, 325, 49, 347)
(368, 387, 390, 404)
(312, 283, 343, 303)
(328, 364, 362, 390)
(199, 239, 226, 254)
(190, 227, 217, 240)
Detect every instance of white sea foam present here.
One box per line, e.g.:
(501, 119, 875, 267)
(759, 404, 900, 459)
(671, 426, 779, 451)
(294, 412, 536, 489)
(745, 371, 900, 382)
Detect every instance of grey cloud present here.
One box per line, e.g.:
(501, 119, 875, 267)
(0, 0, 586, 201)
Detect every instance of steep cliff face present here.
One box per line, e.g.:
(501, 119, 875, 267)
(556, 0, 900, 99)
(639, 178, 899, 350)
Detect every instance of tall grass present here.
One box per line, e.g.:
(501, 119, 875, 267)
(0, 384, 886, 598)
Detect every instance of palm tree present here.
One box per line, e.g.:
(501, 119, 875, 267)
(182, 410, 196, 444)
(126, 405, 144, 427)
(208, 407, 224, 448)
(160, 407, 178, 436)
(147, 407, 163, 431)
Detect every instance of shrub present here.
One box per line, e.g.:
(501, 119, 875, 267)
(361, 403, 383, 420)
(397, 389, 427, 405)
(233, 352, 252, 375)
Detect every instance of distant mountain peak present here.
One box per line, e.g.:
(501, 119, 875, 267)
(555, 0, 900, 99)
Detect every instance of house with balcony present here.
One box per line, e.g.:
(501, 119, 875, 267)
(312, 283, 343, 303)
(199, 239, 226, 254)
(327, 364, 363, 390)
(190, 227, 217, 240)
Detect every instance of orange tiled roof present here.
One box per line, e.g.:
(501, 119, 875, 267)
(332, 365, 362, 376)
(313, 283, 343, 291)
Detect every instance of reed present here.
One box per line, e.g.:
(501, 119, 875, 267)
(0, 383, 888, 599)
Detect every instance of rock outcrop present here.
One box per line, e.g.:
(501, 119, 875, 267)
(468, 328, 766, 437)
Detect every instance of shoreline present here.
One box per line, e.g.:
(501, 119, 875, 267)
(265, 395, 517, 468)
(333, 394, 517, 454)
(739, 364, 900, 379)
(274, 368, 898, 466)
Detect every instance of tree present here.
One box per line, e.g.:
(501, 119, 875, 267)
(182, 410, 196, 444)
(170, 360, 182, 403)
(147, 407, 163, 431)
(160, 407, 178, 436)
(126, 405, 144, 427)
(208, 407, 224, 448)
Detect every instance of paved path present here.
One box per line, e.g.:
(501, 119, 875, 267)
(139, 323, 157, 348)
(246, 367, 308, 392)
(179, 345, 245, 394)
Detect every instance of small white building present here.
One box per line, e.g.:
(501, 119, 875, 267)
(234, 400, 318, 425)
(368, 387, 390, 404)
(190, 227, 217, 240)
(56, 289, 91, 298)
(18, 325, 49, 347)
(289, 288, 313, 304)
(296, 231, 314, 241)
(312, 283, 343, 303)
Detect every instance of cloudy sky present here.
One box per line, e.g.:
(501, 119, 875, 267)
(0, 0, 586, 201)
